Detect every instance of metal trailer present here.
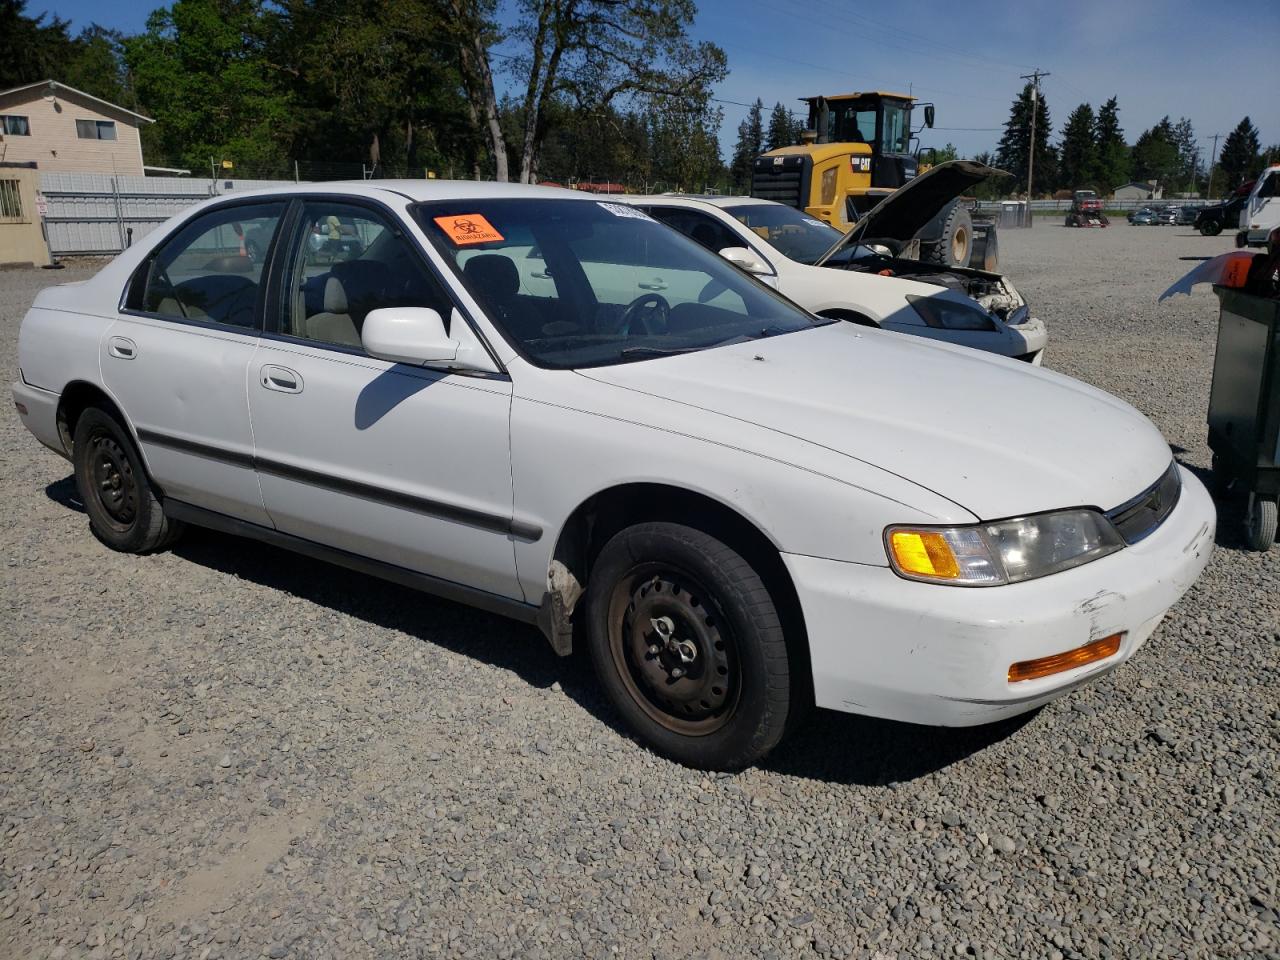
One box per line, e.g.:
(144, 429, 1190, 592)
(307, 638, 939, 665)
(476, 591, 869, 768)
(1208, 286, 1280, 550)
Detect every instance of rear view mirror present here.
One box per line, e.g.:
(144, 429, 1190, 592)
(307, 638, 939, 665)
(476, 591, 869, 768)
(362, 307, 457, 365)
(924, 104, 935, 129)
(718, 246, 773, 276)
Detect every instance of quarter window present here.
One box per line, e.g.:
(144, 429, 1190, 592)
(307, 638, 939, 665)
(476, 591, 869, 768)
(126, 202, 286, 329)
(75, 119, 117, 140)
(284, 202, 454, 350)
(1, 115, 31, 136)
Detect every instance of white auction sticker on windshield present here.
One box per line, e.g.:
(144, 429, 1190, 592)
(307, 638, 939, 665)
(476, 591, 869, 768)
(803, 218, 827, 228)
(598, 202, 654, 221)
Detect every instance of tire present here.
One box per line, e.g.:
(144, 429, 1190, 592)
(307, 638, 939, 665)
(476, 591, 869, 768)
(73, 406, 183, 553)
(920, 202, 973, 267)
(584, 522, 792, 770)
(1245, 497, 1277, 552)
(1199, 219, 1222, 237)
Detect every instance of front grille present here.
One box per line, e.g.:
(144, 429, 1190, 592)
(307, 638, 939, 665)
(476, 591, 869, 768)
(1106, 462, 1181, 544)
(751, 155, 810, 209)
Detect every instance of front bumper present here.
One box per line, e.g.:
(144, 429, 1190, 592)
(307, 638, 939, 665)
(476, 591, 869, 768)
(784, 466, 1215, 726)
(12, 378, 66, 458)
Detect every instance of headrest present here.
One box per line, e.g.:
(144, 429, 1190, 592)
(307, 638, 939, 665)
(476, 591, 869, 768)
(463, 254, 519, 300)
(323, 276, 348, 313)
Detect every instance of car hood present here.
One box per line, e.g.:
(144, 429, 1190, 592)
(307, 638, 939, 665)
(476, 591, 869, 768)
(816, 160, 1008, 265)
(578, 323, 1172, 520)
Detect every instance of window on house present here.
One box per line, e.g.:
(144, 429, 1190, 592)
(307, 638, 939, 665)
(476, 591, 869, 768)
(1, 115, 31, 136)
(75, 119, 117, 140)
(0, 180, 25, 221)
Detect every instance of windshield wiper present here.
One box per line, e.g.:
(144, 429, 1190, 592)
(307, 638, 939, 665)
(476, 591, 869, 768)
(617, 346, 700, 360)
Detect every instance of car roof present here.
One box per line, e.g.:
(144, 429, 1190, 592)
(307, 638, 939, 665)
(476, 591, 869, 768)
(610, 194, 774, 210)
(206, 179, 590, 204)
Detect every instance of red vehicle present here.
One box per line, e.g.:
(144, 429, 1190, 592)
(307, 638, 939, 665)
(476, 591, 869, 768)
(1066, 190, 1109, 227)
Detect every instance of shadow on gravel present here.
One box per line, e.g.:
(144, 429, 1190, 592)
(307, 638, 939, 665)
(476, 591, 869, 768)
(46, 471, 1034, 784)
(762, 709, 1039, 785)
(1175, 460, 1252, 551)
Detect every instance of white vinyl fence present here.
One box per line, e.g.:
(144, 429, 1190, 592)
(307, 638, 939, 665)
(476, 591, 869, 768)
(39, 173, 293, 256)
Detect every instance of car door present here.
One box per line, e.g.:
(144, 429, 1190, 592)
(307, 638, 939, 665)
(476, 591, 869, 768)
(247, 198, 521, 600)
(107, 200, 287, 525)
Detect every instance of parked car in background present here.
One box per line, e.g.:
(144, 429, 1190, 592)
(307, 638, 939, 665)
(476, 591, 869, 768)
(622, 162, 1047, 363)
(1131, 209, 1158, 226)
(1176, 206, 1199, 226)
(11, 181, 1216, 770)
(1195, 195, 1247, 236)
(1239, 165, 1280, 248)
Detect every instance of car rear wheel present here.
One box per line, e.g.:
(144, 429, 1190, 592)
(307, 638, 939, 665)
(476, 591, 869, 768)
(1199, 220, 1222, 237)
(585, 522, 792, 770)
(73, 406, 183, 553)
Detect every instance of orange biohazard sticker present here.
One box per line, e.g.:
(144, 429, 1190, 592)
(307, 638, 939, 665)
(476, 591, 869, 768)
(433, 214, 504, 246)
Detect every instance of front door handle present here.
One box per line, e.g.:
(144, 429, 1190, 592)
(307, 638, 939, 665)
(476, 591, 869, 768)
(638, 279, 668, 291)
(261, 365, 303, 394)
(107, 336, 136, 360)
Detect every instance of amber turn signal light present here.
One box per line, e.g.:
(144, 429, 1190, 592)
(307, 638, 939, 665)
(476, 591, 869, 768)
(1008, 632, 1124, 683)
(888, 530, 960, 579)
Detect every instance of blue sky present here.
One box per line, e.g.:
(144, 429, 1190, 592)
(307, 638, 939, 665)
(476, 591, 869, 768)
(36, 0, 1280, 163)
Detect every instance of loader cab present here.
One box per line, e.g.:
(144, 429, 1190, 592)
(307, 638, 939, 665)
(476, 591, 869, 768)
(810, 92, 928, 191)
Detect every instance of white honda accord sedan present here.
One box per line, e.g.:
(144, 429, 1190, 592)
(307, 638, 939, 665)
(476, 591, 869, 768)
(12, 181, 1215, 770)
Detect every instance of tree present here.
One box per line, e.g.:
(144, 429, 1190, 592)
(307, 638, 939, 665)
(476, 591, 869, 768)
(729, 98, 764, 191)
(1170, 117, 1199, 193)
(1058, 102, 1097, 189)
(1131, 117, 1180, 189)
(124, 0, 297, 176)
(1219, 116, 1262, 190)
(0, 0, 76, 90)
(1093, 96, 1130, 192)
(995, 82, 1055, 196)
(448, 0, 726, 183)
(765, 101, 798, 151)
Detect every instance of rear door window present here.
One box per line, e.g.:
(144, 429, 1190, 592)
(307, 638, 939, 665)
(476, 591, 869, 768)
(127, 202, 286, 329)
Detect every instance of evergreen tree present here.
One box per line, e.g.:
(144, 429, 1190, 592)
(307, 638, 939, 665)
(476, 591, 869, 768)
(1219, 116, 1261, 189)
(1169, 117, 1199, 192)
(1058, 103, 1097, 189)
(729, 98, 764, 191)
(1093, 96, 1130, 192)
(766, 101, 798, 151)
(1131, 117, 1180, 189)
(995, 83, 1054, 196)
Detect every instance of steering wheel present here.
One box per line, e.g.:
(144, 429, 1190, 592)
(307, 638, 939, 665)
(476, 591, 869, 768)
(618, 292, 670, 336)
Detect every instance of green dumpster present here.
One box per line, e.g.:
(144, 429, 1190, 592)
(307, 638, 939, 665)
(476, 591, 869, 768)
(1208, 285, 1280, 550)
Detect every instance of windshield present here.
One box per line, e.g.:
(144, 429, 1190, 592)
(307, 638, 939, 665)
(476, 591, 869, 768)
(415, 198, 827, 369)
(722, 203, 844, 264)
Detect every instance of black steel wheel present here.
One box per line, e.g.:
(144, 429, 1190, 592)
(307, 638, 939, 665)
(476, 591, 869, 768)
(1199, 220, 1222, 237)
(73, 406, 183, 553)
(585, 522, 792, 770)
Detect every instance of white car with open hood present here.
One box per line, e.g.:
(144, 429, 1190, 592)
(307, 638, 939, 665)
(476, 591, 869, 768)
(619, 161, 1048, 363)
(12, 180, 1214, 770)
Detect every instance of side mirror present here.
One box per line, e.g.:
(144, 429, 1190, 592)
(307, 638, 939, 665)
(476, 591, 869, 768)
(362, 307, 457, 365)
(924, 104, 935, 129)
(718, 246, 772, 276)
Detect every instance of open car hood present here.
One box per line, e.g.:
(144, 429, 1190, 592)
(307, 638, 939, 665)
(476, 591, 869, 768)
(816, 160, 1008, 265)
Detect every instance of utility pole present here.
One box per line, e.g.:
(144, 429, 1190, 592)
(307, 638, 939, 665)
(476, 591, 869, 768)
(1020, 69, 1049, 200)
(1206, 133, 1221, 199)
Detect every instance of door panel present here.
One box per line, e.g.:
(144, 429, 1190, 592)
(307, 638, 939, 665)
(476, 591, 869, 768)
(101, 315, 267, 524)
(248, 340, 520, 598)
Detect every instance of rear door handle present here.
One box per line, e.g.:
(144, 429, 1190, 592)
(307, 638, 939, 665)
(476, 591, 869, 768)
(261, 365, 303, 394)
(107, 336, 136, 360)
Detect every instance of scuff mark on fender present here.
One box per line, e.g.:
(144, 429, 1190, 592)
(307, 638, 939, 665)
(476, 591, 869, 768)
(1077, 589, 1125, 641)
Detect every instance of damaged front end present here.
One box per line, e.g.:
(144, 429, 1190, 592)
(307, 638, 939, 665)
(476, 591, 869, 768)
(840, 255, 1031, 326)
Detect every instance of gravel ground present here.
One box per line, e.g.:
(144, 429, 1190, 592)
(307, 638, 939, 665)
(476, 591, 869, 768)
(1, 223, 1277, 960)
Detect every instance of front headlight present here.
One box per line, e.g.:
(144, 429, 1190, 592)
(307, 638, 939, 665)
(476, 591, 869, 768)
(885, 510, 1124, 586)
(906, 294, 997, 331)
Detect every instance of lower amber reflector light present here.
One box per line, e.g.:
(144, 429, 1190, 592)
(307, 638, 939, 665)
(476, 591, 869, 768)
(1008, 632, 1124, 683)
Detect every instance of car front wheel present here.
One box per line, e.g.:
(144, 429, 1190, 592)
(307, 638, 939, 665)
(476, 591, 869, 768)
(585, 522, 792, 770)
(73, 406, 183, 553)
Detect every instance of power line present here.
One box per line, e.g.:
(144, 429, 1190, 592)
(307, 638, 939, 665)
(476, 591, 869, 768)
(1021, 69, 1050, 199)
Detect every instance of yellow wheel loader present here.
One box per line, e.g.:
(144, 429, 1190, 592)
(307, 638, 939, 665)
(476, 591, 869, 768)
(752, 92, 998, 269)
